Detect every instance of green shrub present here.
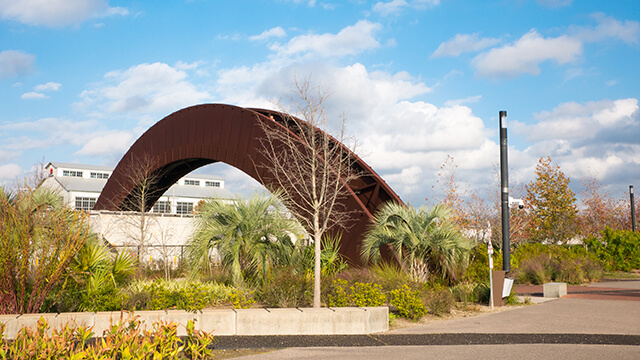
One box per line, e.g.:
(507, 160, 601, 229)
(175, 282, 212, 311)
(464, 243, 490, 283)
(148, 280, 178, 310)
(325, 279, 386, 308)
(259, 267, 312, 308)
(350, 282, 386, 307)
(326, 279, 350, 307)
(119, 279, 232, 311)
(424, 285, 454, 316)
(370, 262, 416, 292)
(515, 255, 552, 285)
(512, 243, 603, 285)
(390, 285, 426, 321)
(450, 282, 479, 304)
(229, 288, 255, 309)
(473, 282, 490, 304)
(582, 257, 604, 282)
(505, 289, 521, 305)
(80, 283, 128, 312)
(585, 228, 640, 272)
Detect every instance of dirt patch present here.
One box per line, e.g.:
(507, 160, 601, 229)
(389, 303, 525, 331)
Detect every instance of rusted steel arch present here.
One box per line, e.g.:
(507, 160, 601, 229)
(94, 104, 403, 264)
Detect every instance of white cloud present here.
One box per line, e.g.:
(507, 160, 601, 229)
(21, 91, 47, 99)
(361, 103, 487, 159)
(0, 164, 22, 180)
(515, 98, 638, 141)
(212, 23, 496, 202)
(270, 20, 382, 58)
(444, 95, 482, 107)
(77, 62, 211, 115)
(282, 0, 317, 6)
(431, 33, 501, 58)
(472, 29, 582, 78)
(75, 131, 135, 156)
(0, 117, 99, 150)
(34, 82, 62, 91)
(514, 98, 640, 183)
(0, 0, 128, 27)
(572, 13, 640, 45)
(536, 0, 572, 8)
(0, 50, 35, 78)
(373, 0, 408, 16)
(249, 27, 286, 41)
(21, 81, 62, 99)
(382, 165, 422, 196)
(0, 149, 19, 162)
(372, 0, 439, 16)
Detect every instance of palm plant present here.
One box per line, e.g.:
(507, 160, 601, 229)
(187, 192, 304, 285)
(71, 238, 137, 290)
(71, 240, 137, 312)
(361, 202, 472, 283)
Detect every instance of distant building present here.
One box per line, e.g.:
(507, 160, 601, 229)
(40, 162, 234, 267)
(42, 162, 233, 214)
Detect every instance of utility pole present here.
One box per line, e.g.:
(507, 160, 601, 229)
(631, 185, 636, 232)
(499, 110, 510, 273)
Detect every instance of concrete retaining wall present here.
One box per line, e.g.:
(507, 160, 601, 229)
(0, 307, 388, 339)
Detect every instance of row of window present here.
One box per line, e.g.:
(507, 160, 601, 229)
(61, 170, 215, 188)
(151, 201, 194, 214)
(176, 202, 194, 215)
(75, 197, 96, 211)
(152, 201, 171, 214)
(184, 179, 221, 187)
(90, 172, 109, 179)
(63, 170, 83, 177)
(76, 198, 194, 214)
(206, 181, 221, 187)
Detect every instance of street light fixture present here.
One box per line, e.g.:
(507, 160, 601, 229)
(499, 110, 510, 273)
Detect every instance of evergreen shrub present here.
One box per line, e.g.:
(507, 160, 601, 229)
(389, 285, 426, 321)
(585, 228, 640, 272)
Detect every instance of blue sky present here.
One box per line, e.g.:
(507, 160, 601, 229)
(1, 0, 639, 205)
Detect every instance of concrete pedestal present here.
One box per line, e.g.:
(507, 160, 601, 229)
(543, 282, 567, 298)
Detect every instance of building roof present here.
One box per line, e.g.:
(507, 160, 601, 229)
(54, 176, 108, 193)
(182, 173, 224, 181)
(163, 184, 234, 200)
(51, 172, 234, 200)
(47, 162, 114, 172)
(47, 162, 224, 181)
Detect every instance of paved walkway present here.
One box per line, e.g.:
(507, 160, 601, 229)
(515, 279, 640, 302)
(219, 279, 640, 359)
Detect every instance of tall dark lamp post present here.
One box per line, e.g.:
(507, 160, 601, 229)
(499, 110, 510, 273)
(631, 185, 636, 232)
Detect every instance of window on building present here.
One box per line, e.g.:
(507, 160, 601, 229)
(90, 172, 109, 179)
(184, 179, 200, 186)
(176, 202, 193, 215)
(63, 170, 83, 177)
(152, 201, 171, 214)
(75, 197, 96, 211)
(205, 181, 221, 187)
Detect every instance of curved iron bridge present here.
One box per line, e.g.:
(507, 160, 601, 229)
(94, 104, 403, 264)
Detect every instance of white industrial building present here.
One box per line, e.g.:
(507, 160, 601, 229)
(42, 162, 233, 214)
(41, 162, 234, 268)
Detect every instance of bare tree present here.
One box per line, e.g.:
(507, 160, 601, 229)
(258, 78, 360, 307)
(111, 153, 166, 269)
